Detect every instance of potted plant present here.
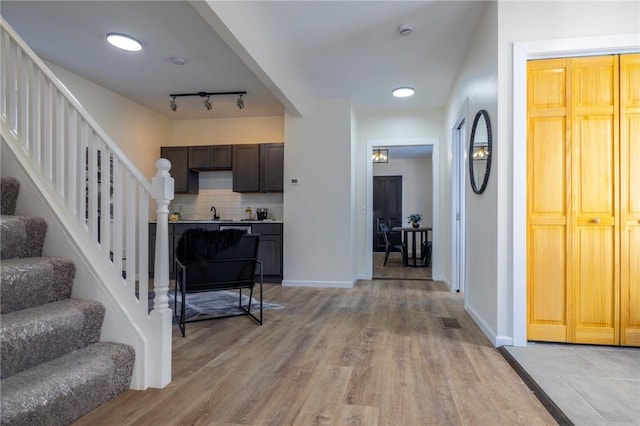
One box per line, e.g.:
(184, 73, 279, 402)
(407, 213, 422, 228)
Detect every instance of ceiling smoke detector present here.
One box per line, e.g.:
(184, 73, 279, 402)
(172, 56, 187, 65)
(397, 24, 414, 36)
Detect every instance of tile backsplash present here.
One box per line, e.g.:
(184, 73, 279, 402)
(169, 171, 284, 221)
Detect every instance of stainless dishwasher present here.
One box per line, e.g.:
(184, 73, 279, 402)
(219, 224, 252, 234)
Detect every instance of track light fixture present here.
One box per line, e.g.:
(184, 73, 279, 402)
(168, 91, 247, 112)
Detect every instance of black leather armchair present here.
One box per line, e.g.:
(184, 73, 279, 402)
(174, 228, 262, 337)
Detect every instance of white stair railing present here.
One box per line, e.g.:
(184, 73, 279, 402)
(0, 18, 173, 389)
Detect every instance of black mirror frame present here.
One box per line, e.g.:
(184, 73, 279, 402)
(468, 109, 492, 195)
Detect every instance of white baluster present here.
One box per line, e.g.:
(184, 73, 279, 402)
(125, 172, 136, 289)
(137, 184, 149, 309)
(112, 157, 123, 283)
(55, 93, 65, 196)
(67, 109, 77, 215)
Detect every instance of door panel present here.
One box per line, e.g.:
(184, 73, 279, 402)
(527, 59, 570, 342)
(620, 53, 640, 345)
(373, 176, 402, 252)
(571, 56, 619, 345)
(574, 227, 617, 343)
(528, 226, 567, 342)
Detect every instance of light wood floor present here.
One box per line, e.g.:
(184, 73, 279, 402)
(74, 264, 555, 425)
(372, 252, 431, 280)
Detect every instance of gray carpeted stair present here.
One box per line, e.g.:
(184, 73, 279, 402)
(0, 176, 135, 426)
(1, 257, 75, 314)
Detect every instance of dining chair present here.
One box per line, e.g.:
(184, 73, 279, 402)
(380, 223, 406, 266)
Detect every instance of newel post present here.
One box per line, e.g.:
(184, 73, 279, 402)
(149, 158, 174, 388)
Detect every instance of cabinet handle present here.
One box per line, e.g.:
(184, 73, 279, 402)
(593, 217, 601, 224)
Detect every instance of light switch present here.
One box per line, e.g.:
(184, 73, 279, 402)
(291, 178, 300, 185)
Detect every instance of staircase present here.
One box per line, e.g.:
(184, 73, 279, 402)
(1, 17, 173, 392)
(0, 176, 135, 425)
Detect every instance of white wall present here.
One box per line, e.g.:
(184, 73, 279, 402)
(283, 98, 354, 287)
(168, 116, 284, 146)
(46, 62, 170, 180)
(497, 1, 640, 345)
(443, 1, 499, 343)
(355, 110, 443, 279)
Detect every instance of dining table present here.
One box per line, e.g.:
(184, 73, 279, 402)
(391, 226, 432, 267)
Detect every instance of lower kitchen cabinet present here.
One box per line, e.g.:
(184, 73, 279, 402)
(253, 223, 283, 277)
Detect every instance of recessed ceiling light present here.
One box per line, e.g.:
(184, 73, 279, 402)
(392, 87, 415, 98)
(106, 33, 142, 52)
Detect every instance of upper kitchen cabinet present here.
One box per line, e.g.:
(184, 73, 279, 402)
(161, 146, 198, 194)
(233, 144, 260, 192)
(260, 143, 284, 192)
(188, 145, 232, 171)
(233, 143, 284, 193)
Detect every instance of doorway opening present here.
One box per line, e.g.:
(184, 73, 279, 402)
(367, 140, 436, 281)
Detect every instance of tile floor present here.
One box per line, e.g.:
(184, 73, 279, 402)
(505, 343, 640, 425)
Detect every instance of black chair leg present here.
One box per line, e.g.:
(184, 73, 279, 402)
(383, 247, 391, 266)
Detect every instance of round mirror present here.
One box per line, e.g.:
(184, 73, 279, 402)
(469, 109, 492, 194)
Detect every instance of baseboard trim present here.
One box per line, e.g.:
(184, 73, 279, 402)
(497, 346, 574, 426)
(465, 303, 498, 345)
(282, 279, 355, 288)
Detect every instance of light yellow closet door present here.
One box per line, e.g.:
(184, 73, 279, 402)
(527, 59, 570, 342)
(571, 56, 620, 345)
(620, 53, 640, 346)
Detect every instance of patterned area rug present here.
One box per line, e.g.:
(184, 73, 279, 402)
(154, 290, 284, 323)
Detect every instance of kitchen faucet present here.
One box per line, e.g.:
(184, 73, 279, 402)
(210, 206, 220, 220)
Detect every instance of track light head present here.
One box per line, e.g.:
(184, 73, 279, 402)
(169, 96, 177, 112)
(204, 96, 212, 111)
(237, 94, 244, 110)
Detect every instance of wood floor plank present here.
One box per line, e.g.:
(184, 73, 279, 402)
(73, 255, 555, 425)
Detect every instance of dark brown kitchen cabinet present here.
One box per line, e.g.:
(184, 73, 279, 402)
(260, 143, 284, 192)
(232, 144, 260, 192)
(252, 223, 283, 278)
(160, 147, 198, 194)
(188, 145, 232, 170)
(232, 143, 283, 193)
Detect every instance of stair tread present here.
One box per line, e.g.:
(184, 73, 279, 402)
(1, 299, 105, 379)
(0, 342, 135, 426)
(1, 257, 75, 314)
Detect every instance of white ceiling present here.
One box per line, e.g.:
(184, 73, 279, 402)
(1, 1, 486, 121)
